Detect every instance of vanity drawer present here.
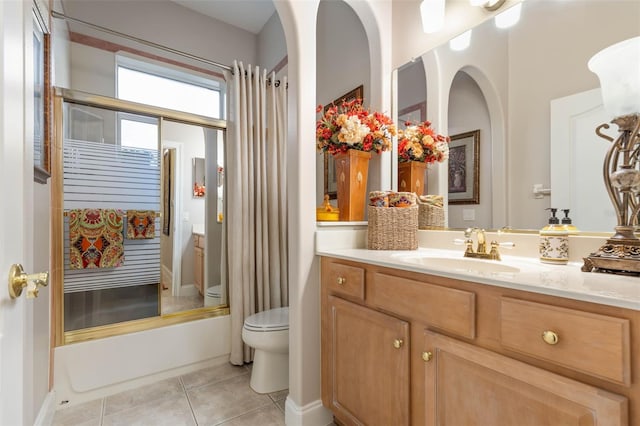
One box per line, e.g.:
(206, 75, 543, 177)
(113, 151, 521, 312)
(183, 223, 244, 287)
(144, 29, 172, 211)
(324, 262, 365, 301)
(368, 273, 475, 339)
(500, 297, 631, 385)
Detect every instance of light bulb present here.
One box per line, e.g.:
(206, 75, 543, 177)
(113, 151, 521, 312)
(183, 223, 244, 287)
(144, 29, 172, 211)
(469, 0, 487, 6)
(495, 3, 522, 29)
(450, 30, 472, 51)
(421, 0, 446, 34)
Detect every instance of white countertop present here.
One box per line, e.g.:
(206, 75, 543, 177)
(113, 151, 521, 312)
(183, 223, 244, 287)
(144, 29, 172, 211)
(192, 224, 204, 236)
(316, 247, 640, 311)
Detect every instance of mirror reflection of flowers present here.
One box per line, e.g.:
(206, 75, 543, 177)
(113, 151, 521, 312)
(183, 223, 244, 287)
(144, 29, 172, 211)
(193, 182, 205, 197)
(316, 98, 396, 155)
(398, 121, 450, 163)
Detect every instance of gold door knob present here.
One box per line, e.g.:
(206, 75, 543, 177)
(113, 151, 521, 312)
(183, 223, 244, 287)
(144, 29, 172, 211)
(542, 330, 559, 345)
(393, 339, 404, 349)
(8, 264, 49, 299)
(422, 351, 433, 362)
(336, 276, 346, 285)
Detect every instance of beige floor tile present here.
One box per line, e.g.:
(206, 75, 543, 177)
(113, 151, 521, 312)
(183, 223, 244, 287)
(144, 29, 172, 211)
(104, 377, 184, 416)
(52, 399, 103, 426)
(181, 362, 248, 390)
(268, 389, 288, 402)
(274, 398, 286, 413)
(187, 374, 272, 425)
(217, 404, 285, 426)
(102, 393, 195, 426)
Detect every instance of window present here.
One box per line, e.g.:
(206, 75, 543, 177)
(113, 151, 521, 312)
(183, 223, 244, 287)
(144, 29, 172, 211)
(115, 55, 224, 149)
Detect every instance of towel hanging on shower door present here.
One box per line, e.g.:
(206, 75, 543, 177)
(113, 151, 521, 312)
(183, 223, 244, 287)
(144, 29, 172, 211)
(69, 208, 125, 269)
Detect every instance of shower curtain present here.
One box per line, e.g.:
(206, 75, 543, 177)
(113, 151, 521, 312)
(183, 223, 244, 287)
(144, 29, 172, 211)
(224, 61, 288, 365)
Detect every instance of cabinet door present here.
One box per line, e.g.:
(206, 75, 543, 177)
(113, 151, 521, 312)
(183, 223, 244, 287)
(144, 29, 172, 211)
(324, 296, 410, 426)
(194, 246, 204, 295)
(422, 330, 628, 426)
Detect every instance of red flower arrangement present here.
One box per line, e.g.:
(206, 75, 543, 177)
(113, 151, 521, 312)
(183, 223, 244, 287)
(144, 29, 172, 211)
(316, 99, 396, 155)
(398, 121, 450, 164)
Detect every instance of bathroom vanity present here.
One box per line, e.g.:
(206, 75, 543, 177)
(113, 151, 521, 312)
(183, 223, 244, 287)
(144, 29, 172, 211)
(193, 232, 205, 296)
(319, 248, 639, 425)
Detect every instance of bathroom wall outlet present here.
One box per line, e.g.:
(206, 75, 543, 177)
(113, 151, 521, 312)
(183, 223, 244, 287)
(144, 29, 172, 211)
(463, 209, 475, 221)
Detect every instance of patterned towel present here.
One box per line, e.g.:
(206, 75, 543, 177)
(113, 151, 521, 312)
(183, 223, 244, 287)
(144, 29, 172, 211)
(126, 210, 156, 239)
(69, 209, 125, 269)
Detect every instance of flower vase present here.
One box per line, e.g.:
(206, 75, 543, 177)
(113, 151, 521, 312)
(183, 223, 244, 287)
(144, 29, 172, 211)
(398, 161, 427, 195)
(334, 150, 371, 221)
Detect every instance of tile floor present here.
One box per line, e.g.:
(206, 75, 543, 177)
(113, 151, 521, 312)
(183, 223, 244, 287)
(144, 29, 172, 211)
(52, 363, 286, 426)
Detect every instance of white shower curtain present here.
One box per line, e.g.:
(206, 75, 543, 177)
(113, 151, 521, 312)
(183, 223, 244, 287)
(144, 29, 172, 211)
(224, 61, 288, 365)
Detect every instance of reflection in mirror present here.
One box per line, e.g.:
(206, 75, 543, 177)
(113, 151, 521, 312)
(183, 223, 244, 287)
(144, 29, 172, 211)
(397, 0, 640, 231)
(193, 157, 205, 198)
(161, 122, 226, 315)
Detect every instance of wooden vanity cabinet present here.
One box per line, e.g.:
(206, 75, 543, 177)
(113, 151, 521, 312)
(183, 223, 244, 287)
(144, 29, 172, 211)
(194, 234, 204, 296)
(320, 256, 638, 426)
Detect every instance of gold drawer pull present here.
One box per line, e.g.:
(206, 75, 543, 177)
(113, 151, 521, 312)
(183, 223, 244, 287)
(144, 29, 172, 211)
(393, 339, 404, 349)
(422, 351, 433, 362)
(336, 276, 346, 285)
(542, 330, 559, 345)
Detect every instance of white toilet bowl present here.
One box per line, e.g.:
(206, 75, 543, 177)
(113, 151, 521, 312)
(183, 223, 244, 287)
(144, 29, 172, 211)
(204, 285, 221, 307)
(242, 307, 289, 394)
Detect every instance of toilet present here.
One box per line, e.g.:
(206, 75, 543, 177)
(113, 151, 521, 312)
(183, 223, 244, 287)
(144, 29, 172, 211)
(241, 307, 289, 394)
(204, 285, 222, 307)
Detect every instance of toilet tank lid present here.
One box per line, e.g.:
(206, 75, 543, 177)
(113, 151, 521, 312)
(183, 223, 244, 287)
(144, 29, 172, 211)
(244, 307, 289, 329)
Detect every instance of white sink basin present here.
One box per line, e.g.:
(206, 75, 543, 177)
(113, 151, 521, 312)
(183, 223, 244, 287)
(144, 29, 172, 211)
(399, 256, 521, 274)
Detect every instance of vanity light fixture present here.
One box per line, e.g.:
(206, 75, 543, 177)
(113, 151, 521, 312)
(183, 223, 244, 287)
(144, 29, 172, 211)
(469, 0, 507, 11)
(420, 0, 445, 34)
(494, 3, 522, 29)
(583, 36, 640, 276)
(450, 30, 472, 51)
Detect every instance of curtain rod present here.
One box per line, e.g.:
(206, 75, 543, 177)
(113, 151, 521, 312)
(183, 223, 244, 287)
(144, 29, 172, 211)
(51, 10, 232, 72)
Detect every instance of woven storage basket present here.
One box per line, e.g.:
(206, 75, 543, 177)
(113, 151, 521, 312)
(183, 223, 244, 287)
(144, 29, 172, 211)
(367, 205, 418, 250)
(418, 203, 444, 229)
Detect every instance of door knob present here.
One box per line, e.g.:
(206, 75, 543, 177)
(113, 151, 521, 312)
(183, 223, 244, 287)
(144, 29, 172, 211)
(8, 264, 49, 299)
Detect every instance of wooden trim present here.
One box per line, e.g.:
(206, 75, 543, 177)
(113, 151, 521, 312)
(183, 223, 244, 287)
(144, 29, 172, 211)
(269, 55, 288, 75)
(69, 31, 226, 80)
(51, 92, 65, 348)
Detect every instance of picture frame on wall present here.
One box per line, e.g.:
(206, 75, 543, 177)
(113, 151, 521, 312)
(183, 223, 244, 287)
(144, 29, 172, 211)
(323, 85, 364, 200)
(33, 0, 51, 184)
(448, 129, 480, 205)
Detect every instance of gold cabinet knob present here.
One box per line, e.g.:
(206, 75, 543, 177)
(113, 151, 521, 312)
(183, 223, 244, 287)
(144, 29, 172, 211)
(336, 276, 346, 285)
(8, 264, 49, 299)
(542, 330, 559, 345)
(422, 351, 433, 362)
(393, 339, 404, 349)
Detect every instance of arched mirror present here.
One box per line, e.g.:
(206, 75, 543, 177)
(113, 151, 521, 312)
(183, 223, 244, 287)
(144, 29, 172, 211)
(396, 0, 640, 232)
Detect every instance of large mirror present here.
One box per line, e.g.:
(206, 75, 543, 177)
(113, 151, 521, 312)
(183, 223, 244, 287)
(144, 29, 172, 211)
(396, 0, 640, 232)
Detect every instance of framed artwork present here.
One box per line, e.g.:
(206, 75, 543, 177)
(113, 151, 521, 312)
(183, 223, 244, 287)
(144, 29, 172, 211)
(33, 0, 51, 184)
(448, 129, 480, 205)
(323, 85, 364, 200)
(162, 148, 173, 236)
(397, 102, 426, 130)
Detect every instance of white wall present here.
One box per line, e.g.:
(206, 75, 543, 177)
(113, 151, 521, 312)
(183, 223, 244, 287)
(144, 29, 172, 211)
(398, 59, 426, 117)
(258, 12, 287, 73)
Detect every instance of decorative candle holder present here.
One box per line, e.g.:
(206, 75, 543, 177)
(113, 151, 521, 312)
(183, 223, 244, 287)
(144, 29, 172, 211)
(582, 37, 640, 275)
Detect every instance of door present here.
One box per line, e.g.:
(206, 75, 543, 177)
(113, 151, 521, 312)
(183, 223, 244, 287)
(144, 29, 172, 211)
(324, 296, 410, 426)
(1, 1, 35, 424)
(422, 330, 628, 426)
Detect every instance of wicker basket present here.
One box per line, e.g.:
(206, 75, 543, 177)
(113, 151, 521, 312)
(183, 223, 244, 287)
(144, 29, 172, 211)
(367, 205, 418, 250)
(418, 203, 444, 229)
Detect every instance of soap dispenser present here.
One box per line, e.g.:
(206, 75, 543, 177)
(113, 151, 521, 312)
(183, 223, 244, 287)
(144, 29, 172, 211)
(539, 208, 569, 264)
(561, 209, 579, 235)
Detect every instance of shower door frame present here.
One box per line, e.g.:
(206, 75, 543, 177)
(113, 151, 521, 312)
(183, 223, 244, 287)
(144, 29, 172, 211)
(52, 87, 228, 346)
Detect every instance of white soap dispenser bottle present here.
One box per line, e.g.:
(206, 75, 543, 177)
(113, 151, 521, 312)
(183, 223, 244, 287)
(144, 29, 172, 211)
(539, 208, 569, 265)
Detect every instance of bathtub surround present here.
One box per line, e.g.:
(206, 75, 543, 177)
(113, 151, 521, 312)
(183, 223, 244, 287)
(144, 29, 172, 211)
(225, 61, 289, 365)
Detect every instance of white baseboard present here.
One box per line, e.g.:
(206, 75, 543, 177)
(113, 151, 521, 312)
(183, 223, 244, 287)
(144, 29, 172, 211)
(284, 397, 333, 426)
(34, 390, 57, 426)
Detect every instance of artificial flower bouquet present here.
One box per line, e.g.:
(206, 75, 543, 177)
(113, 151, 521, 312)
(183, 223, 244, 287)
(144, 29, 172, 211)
(398, 121, 450, 163)
(316, 98, 396, 155)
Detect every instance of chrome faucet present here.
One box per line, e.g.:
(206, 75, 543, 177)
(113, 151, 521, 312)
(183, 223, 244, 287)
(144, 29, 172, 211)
(463, 228, 509, 261)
